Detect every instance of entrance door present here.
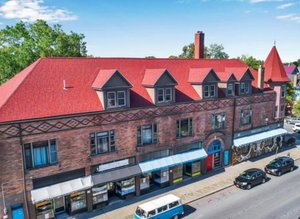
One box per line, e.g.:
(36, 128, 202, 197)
(12, 205, 24, 219)
(206, 154, 213, 172)
(54, 196, 65, 214)
(213, 152, 221, 168)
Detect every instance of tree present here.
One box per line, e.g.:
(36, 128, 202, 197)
(238, 55, 263, 71)
(292, 99, 300, 117)
(286, 83, 295, 116)
(0, 20, 87, 84)
(170, 43, 229, 59)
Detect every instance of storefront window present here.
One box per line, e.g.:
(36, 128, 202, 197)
(184, 161, 201, 177)
(36, 201, 54, 219)
(115, 178, 136, 197)
(140, 174, 150, 191)
(172, 165, 183, 183)
(153, 169, 169, 184)
(69, 191, 87, 213)
(92, 185, 108, 206)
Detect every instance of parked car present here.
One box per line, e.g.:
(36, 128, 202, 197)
(265, 156, 295, 176)
(233, 168, 267, 190)
(286, 117, 300, 124)
(292, 123, 300, 132)
(282, 133, 296, 147)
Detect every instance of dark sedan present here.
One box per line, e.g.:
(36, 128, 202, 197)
(234, 168, 267, 190)
(265, 156, 295, 176)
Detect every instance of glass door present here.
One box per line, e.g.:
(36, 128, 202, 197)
(53, 196, 65, 214)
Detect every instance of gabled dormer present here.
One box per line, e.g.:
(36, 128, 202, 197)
(188, 68, 220, 99)
(226, 67, 254, 96)
(142, 69, 178, 104)
(218, 72, 237, 97)
(92, 69, 132, 110)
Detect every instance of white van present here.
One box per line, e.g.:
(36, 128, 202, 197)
(292, 123, 300, 132)
(134, 194, 184, 219)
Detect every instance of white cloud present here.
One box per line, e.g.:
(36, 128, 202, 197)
(277, 3, 295, 9)
(0, 0, 77, 22)
(276, 13, 300, 23)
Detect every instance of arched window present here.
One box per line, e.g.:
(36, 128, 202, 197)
(208, 140, 222, 153)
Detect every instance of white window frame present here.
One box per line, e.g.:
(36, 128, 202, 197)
(106, 90, 127, 108)
(165, 88, 172, 102)
(117, 91, 126, 107)
(227, 83, 233, 96)
(107, 91, 117, 108)
(157, 87, 173, 103)
(203, 84, 216, 98)
(157, 88, 165, 103)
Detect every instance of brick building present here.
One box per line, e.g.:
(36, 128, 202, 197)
(0, 32, 289, 219)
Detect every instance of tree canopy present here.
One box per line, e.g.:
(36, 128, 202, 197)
(170, 43, 229, 59)
(0, 20, 87, 84)
(238, 55, 263, 71)
(286, 83, 295, 116)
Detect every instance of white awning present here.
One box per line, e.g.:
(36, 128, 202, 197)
(31, 176, 93, 204)
(234, 128, 287, 147)
(139, 148, 207, 173)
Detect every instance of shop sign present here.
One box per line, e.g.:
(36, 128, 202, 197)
(97, 159, 129, 172)
(35, 200, 50, 207)
(70, 191, 82, 197)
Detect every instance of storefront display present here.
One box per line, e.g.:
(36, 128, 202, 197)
(184, 161, 201, 177)
(172, 165, 183, 184)
(66, 191, 87, 215)
(35, 200, 54, 219)
(140, 174, 150, 193)
(153, 169, 169, 186)
(92, 185, 108, 208)
(115, 178, 136, 198)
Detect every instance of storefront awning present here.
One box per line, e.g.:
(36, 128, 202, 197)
(139, 148, 208, 173)
(234, 128, 287, 147)
(92, 165, 142, 185)
(31, 176, 93, 204)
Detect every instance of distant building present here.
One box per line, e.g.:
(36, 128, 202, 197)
(0, 32, 289, 219)
(284, 64, 300, 101)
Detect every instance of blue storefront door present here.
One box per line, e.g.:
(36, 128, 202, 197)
(224, 150, 229, 166)
(12, 205, 24, 219)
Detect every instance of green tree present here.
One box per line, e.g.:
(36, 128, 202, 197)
(292, 99, 300, 117)
(0, 20, 87, 84)
(170, 43, 228, 59)
(286, 83, 295, 116)
(238, 55, 263, 71)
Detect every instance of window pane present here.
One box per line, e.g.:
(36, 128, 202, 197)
(204, 85, 209, 97)
(165, 88, 172, 101)
(180, 119, 189, 137)
(157, 89, 164, 102)
(33, 145, 49, 167)
(117, 91, 126, 106)
(24, 144, 33, 169)
(142, 125, 153, 144)
(210, 85, 215, 97)
(227, 84, 233, 95)
(107, 92, 116, 107)
(96, 132, 109, 153)
(50, 140, 58, 163)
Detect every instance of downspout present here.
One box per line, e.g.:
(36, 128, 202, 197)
(231, 97, 236, 165)
(18, 123, 30, 219)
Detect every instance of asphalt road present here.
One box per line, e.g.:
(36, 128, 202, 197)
(184, 159, 300, 219)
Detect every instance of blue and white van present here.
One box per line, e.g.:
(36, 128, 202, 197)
(134, 194, 184, 219)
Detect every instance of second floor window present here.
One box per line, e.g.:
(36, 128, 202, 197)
(90, 130, 116, 155)
(137, 124, 158, 146)
(227, 83, 234, 96)
(240, 82, 250, 95)
(176, 118, 193, 138)
(203, 84, 216, 98)
(24, 140, 58, 169)
(157, 87, 173, 103)
(280, 105, 285, 117)
(107, 91, 126, 108)
(241, 109, 252, 125)
(281, 84, 286, 98)
(212, 113, 226, 129)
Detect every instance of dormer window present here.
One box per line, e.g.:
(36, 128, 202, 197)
(142, 69, 178, 105)
(227, 83, 234, 96)
(240, 82, 250, 95)
(157, 87, 173, 103)
(92, 69, 132, 110)
(204, 84, 215, 98)
(107, 90, 126, 108)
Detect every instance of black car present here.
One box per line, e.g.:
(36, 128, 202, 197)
(265, 156, 295, 176)
(234, 168, 267, 190)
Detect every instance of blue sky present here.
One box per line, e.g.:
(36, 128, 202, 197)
(0, 0, 299, 62)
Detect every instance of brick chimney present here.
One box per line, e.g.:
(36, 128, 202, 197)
(194, 31, 205, 59)
(258, 65, 265, 90)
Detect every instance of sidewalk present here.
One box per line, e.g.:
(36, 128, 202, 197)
(84, 146, 300, 219)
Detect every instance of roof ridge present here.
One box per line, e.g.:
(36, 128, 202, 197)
(42, 57, 241, 61)
(0, 58, 42, 111)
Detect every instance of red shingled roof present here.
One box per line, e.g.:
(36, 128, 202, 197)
(0, 57, 259, 123)
(188, 68, 219, 84)
(264, 46, 290, 83)
(218, 72, 237, 82)
(142, 69, 173, 87)
(225, 67, 252, 81)
(92, 69, 117, 90)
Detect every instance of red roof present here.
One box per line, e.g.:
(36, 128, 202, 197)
(264, 46, 290, 83)
(92, 69, 117, 90)
(218, 72, 237, 82)
(225, 67, 251, 81)
(0, 58, 259, 123)
(188, 68, 218, 83)
(142, 69, 168, 87)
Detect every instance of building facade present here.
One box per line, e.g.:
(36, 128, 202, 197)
(0, 32, 290, 219)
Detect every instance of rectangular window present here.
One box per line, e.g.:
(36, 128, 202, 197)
(280, 105, 285, 117)
(90, 130, 116, 155)
(212, 113, 226, 129)
(203, 84, 216, 98)
(274, 106, 278, 118)
(24, 140, 58, 169)
(227, 83, 233, 96)
(240, 82, 250, 95)
(106, 90, 127, 108)
(137, 124, 158, 146)
(241, 109, 252, 125)
(157, 87, 173, 103)
(176, 118, 193, 138)
(281, 84, 286, 98)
